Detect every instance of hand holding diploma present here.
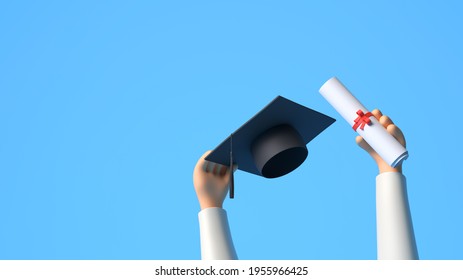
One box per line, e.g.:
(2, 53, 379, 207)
(319, 78, 417, 259)
(319, 77, 408, 168)
(356, 109, 406, 174)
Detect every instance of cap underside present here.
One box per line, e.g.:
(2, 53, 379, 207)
(205, 95, 335, 177)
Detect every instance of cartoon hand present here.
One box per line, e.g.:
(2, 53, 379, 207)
(193, 151, 235, 210)
(356, 109, 406, 174)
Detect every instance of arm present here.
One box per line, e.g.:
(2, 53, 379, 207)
(357, 109, 418, 260)
(193, 151, 238, 260)
(376, 172, 418, 259)
(198, 207, 238, 260)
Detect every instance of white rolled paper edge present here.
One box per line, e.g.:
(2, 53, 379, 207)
(319, 77, 408, 167)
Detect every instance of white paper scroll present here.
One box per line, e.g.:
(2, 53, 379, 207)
(319, 77, 408, 167)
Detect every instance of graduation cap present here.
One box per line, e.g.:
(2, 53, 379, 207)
(205, 96, 335, 199)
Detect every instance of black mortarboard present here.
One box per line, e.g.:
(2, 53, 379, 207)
(205, 96, 335, 198)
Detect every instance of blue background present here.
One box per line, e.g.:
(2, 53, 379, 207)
(1, 1, 462, 260)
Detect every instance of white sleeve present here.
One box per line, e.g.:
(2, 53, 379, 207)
(376, 172, 419, 259)
(198, 207, 238, 260)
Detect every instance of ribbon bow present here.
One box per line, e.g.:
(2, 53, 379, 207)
(353, 110, 373, 131)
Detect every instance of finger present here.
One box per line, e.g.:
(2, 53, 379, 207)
(212, 163, 228, 176)
(211, 163, 220, 175)
(379, 115, 394, 128)
(197, 150, 212, 172)
(209, 162, 231, 176)
(218, 165, 227, 176)
(202, 161, 211, 173)
(371, 109, 382, 121)
(387, 124, 406, 147)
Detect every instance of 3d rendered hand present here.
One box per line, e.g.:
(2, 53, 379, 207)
(356, 109, 406, 174)
(193, 151, 235, 210)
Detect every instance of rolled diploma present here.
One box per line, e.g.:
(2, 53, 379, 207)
(319, 77, 408, 167)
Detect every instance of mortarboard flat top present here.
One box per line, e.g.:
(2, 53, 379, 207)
(205, 96, 336, 180)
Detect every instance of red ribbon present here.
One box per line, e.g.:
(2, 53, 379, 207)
(353, 110, 373, 131)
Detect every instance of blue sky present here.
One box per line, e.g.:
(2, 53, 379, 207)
(0, 1, 462, 259)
